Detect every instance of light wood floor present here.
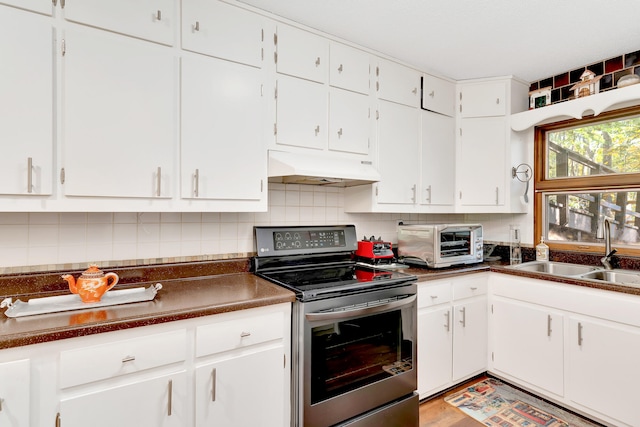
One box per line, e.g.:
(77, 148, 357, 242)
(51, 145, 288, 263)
(419, 376, 486, 427)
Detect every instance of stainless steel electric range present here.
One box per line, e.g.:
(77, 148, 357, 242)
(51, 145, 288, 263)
(253, 225, 418, 427)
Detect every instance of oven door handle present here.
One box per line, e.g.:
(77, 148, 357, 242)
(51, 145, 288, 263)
(305, 294, 416, 321)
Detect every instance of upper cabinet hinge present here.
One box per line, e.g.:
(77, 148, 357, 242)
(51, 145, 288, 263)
(273, 123, 277, 136)
(375, 185, 379, 197)
(52, 0, 57, 6)
(274, 52, 278, 64)
(375, 110, 379, 120)
(61, 0, 65, 7)
(261, 179, 264, 193)
(261, 29, 264, 42)
(491, 352, 494, 362)
(273, 33, 278, 45)
(261, 48, 264, 61)
(274, 85, 278, 99)
(491, 304, 494, 314)
(283, 353, 286, 368)
(61, 39, 66, 56)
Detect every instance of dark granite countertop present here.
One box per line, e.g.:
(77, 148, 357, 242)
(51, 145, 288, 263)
(0, 260, 295, 350)
(3, 256, 640, 351)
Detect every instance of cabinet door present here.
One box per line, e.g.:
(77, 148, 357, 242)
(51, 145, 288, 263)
(567, 317, 640, 426)
(452, 297, 487, 381)
(276, 75, 327, 150)
(62, 28, 175, 198)
(376, 100, 420, 204)
(329, 42, 370, 94)
(421, 74, 455, 117)
(329, 88, 370, 155)
(276, 24, 327, 83)
(181, 55, 265, 201)
(459, 81, 506, 117)
(376, 58, 420, 107)
(0, 0, 51, 14)
(458, 117, 506, 207)
(491, 299, 564, 396)
(195, 347, 285, 427)
(182, 0, 263, 67)
(63, 0, 175, 46)
(417, 306, 452, 398)
(0, 6, 53, 195)
(60, 371, 187, 427)
(0, 359, 30, 426)
(420, 110, 454, 206)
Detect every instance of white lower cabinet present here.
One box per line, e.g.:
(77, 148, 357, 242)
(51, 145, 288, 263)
(489, 273, 640, 427)
(567, 316, 640, 427)
(195, 347, 284, 426)
(491, 297, 564, 397)
(0, 358, 30, 426)
(417, 274, 488, 399)
(59, 371, 188, 427)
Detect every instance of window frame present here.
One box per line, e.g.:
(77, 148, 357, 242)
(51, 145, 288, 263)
(534, 105, 640, 256)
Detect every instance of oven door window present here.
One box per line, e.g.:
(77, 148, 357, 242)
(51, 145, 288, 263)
(309, 305, 414, 405)
(440, 230, 471, 258)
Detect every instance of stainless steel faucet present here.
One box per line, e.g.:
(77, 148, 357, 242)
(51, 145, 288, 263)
(599, 218, 617, 270)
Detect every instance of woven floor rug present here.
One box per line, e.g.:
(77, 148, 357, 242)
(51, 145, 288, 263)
(445, 378, 602, 427)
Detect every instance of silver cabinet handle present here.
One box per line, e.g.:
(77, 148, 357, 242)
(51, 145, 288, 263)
(412, 87, 417, 94)
(211, 368, 217, 401)
(337, 128, 343, 138)
(578, 322, 583, 346)
(156, 167, 162, 197)
(430, 295, 438, 299)
(156, 10, 162, 21)
(0, 397, 3, 412)
(495, 187, 499, 205)
(470, 286, 478, 291)
(27, 157, 33, 193)
(314, 125, 320, 136)
(459, 306, 466, 327)
(306, 295, 416, 321)
(194, 169, 200, 197)
(496, 98, 500, 104)
(411, 184, 417, 203)
(122, 355, 136, 363)
(547, 315, 552, 337)
(426, 185, 431, 203)
(429, 90, 435, 98)
(444, 310, 450, 332)
(194, 21, 200, 31)
(338, 64, 343, 73)
(240, 331, 251, 338)
(167, 379, 173, 416)
(315, 57, 320, 67)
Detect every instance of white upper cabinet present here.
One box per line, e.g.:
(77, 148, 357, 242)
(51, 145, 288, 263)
(181, 55, 265, 203)
(328, 88, 370, 155)
(421, 73, 455, 117)
(62, 28, 176, 199)
(459, 81, 507, 117)
(181, 0, 263, 67)
(420, 110, 455, 207)
(276, 24, 328, 83)
(63, 0, 176, 46)
(0, 6, 53, 196)
(275, 75, 327, 150)
(329, 42, 370, 95)
(375, 58, 420, 107)
(0, 0, 51, 15)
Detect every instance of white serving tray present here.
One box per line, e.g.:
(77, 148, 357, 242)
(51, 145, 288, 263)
(1, 284, 162, 318)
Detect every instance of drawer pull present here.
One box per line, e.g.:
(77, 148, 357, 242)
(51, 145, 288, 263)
(470, 286, 478, 291)
(167, 379, 173, 416)
(430, 295, 438, 299)
(122, 355, 136, 363)
(240, 331, 251, 338)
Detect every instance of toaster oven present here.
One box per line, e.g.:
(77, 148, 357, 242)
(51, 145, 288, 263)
(397, 224, 483, 268)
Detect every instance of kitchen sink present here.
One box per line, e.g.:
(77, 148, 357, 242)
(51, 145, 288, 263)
(577, 269, 640, 287)
(507, 261, 600, 276)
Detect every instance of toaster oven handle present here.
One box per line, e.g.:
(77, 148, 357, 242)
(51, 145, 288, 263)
(305, 294, 416, 321)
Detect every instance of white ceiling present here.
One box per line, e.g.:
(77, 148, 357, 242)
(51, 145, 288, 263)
(237, 0, 640, 83)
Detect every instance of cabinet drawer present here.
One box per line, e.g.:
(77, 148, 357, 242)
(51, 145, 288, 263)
(418, 281, 451, 308)
(60, 329, 187, 389)
(453, 278, 487, 300)
(63, 0, 176, 46)
(196, 311, 284, 357)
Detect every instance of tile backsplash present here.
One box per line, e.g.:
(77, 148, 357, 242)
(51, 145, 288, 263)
(0, 184, 531, 274)
(529, 49, 640, 104)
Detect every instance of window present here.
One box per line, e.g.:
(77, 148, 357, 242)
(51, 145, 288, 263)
(535, 106, 640, 255)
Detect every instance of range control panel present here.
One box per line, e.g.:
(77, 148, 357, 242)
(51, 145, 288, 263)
(254, 225, 358, 256)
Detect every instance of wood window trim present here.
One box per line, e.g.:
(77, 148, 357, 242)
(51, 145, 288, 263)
(534, 105, 640, 256)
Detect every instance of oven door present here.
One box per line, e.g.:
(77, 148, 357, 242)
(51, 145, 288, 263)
(298, 284, 417, 427)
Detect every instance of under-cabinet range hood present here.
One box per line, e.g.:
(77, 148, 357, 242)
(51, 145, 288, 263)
(268, 150, 380, 187)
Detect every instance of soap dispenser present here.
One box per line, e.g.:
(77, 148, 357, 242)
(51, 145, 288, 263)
(536, 237, 549, 261)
